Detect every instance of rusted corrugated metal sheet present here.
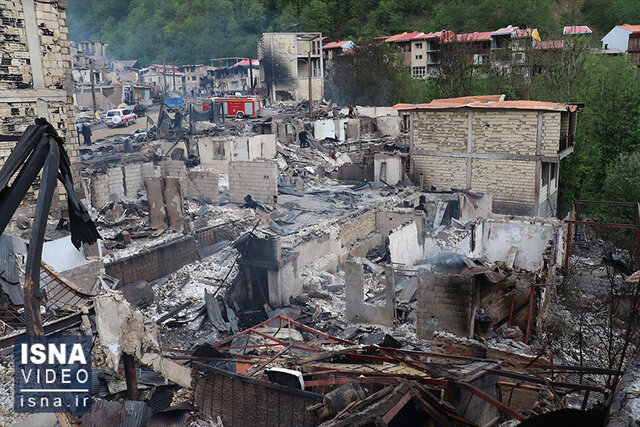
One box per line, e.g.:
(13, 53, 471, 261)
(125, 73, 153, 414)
(81, 399, 153, 427)
(192, 363, 322, 427)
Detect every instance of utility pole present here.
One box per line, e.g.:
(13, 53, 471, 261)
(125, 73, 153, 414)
(172, 64, 176, 93)
(162, 57, 166, 100)
(308, 50, 312, 118)
(248, 57, 254, 93)
(90, 60, 97, 114)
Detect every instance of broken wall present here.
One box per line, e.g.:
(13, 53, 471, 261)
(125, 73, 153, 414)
(344, 260, 395, 326)
(228, 160, 278, 204)
(373, 153, 403, 185)
(416, 272, 477, 339)
(388, 222, 423, 265)
(0, 0, 81, 208)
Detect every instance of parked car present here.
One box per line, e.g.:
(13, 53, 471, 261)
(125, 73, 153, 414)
(105, 108, 137, 127)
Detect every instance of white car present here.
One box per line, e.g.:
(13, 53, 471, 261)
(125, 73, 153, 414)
(106, 108, 137, 127)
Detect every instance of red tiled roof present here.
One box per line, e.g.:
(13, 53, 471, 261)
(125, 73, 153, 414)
(619, 24, 640, 34)
(563, 25, 592, 35)
(536, 40, 563, 50)
(443, 31, 493, 43)
(394, 95, 578, 112)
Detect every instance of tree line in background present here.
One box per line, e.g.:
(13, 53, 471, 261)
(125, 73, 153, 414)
(68, 0, 640, 65)
(66, 0, 640, 214)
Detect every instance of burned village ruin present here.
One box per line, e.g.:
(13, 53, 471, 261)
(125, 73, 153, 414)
(1, 1, 640, 426)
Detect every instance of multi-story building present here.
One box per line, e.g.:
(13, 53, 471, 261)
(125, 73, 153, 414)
(385, 31, 423, 66)
(322, 40, 355, 70)
(410, 31, 449, 78)
(180, 64, 209, 94)
(138, 64, 185, 94)
(601, 25, 640, 64)
(208, 59, 260, 94)
(258, 33, 324, 103)
(490, 26, 541, 75)
(442, 31, 493, 68)
(396, 95, 579, 216)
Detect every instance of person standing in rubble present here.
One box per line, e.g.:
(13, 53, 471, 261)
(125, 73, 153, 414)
(348, 103, 355, 117)
(81, 123, 92, 146)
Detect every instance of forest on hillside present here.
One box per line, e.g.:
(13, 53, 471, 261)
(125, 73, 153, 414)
(67, 0, 640, 65)
(66, 1, 640, 218)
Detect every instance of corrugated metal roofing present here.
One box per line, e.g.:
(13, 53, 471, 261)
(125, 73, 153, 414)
(234, 59, 259, 67)
(536, 40, 564, 50)
(564, 25, 592, 35)
(385, 31, 423, 42)
(619, 24, 640, 34)
(81, 399, 154, 427)
(412, 31, 448, 40)
(491, 25, 519, 36)
(443, 31, 493, 42)
(394, 95, 578, 112)
(323, 40, 354, 49)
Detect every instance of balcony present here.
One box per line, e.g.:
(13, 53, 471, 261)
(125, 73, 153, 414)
(559, 135, 574, 152)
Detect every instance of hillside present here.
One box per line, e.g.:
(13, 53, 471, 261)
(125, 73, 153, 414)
(66, 0, 640, 66)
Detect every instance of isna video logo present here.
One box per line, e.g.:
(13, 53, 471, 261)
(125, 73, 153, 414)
(14, 335, 92, 413)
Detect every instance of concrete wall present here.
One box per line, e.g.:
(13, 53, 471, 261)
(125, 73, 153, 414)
(233, 134, 276, 161)
(228, 160, 278, 204)
(344, 260, 395, 326)
(270, 228, 340, 306)
(198, 137, 232, 172)
(373, 153, 403, 185)
(388, 222, 423, 265)
(601, 26, 630, 51)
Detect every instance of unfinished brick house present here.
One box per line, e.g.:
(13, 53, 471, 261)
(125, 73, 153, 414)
(258, 32, 324, 103)
(0, 0, 81, 208)
(397, 95, 579, 216)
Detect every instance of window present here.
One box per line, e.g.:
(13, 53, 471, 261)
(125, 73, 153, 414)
(414, 43, 423, 49)
(412, 66, 426, 78)
(192, 76, 197, 81)
(541, 162, 550, 187)
(415, 54, 423, 60)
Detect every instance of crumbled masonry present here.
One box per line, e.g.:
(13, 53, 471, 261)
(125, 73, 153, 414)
(1, 4, 639, 425)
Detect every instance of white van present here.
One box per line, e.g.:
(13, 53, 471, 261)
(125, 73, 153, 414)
(106, 108, 137, 127)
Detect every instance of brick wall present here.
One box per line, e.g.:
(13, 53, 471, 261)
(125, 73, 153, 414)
(105, 236, 197, 286)
(187, 170, 219, 202)
(471, 158, 536, 204)
(123, 163, 143, 198)
(90, 173, 109, 208)
(412, 110, 467, 152)
(472, 111, 537, 155)
(541, 112, 561, 156)
(414, 156, 467, 190)
(0, 0, 80, 185)
(339, 209, 376, 246)
(228, 160, 278, 204)
(416, 272, 477, 339)
(106, 166, 124, 200)
(375, 210, 424, 239)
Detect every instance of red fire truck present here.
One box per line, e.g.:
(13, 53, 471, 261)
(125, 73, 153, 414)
(203, 96, 262, 119)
